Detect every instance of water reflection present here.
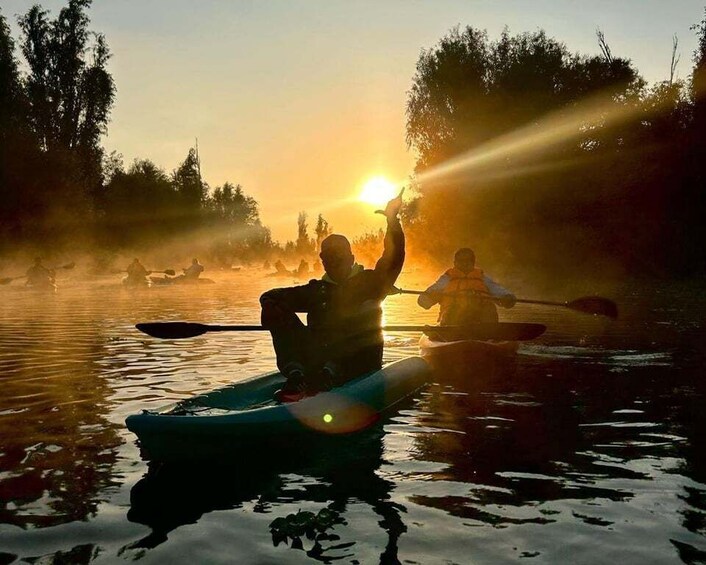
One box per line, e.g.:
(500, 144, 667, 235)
(1, 273, 706, 563)
(127, 424, 407, 563)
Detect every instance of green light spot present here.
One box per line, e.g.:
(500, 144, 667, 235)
(323, 413, 333, 423)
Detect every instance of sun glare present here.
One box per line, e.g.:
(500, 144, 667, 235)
(359, 176, 398, 207)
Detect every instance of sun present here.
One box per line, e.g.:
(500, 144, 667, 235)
(359, 176, 398, 206)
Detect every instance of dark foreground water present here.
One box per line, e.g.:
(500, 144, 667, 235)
(0, 269, 704, 564)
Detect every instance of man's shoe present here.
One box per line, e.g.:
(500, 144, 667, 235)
(317, 362, 343, 391)
(275, 363, 307, 402)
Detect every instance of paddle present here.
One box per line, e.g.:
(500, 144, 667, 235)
(0, 262, 76, 285)
(392, 288, 618, 319)
(113, 269, 176, 276)
(136, 321, 546, 341)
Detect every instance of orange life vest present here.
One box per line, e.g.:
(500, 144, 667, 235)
(438, 267, 495, 324)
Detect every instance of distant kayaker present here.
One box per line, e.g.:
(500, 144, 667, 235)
(260, 190, 405, 397)
(125, 258, 150, 286)
(418, 248, 516, 325)
(25, 257, 54, 288)
(183, 258, 204, 281)
(296, 259, 309, 277)
(274, 260, 288, 274)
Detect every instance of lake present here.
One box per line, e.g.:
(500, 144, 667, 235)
(0, 268, 704, 564)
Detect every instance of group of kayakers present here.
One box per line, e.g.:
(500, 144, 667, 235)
(260, 190, 516, 400)
(123, 258, 205, 287)
(265, 258, 323, 279)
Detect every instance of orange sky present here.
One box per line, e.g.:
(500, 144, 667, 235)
(4, 0, 704, 241)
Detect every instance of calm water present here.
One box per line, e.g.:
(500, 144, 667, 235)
(0, 268, 705, 564)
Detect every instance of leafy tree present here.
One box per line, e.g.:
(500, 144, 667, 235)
(172, 147, 204, 215)
(314, 213, 331, 250)
(209, 182, 259, 226)
(295, 211, 315, 256)
(99, 159, 176, 246)
(19, 0, 114, 155)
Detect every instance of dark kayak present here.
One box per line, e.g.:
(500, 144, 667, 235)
(419, 334, 519, 359)
(125, 356, 430, 461)
(149, 276, 216, 286)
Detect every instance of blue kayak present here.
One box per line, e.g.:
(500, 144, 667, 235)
(126, 356, 430, 461)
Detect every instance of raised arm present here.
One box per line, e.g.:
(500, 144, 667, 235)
(373, 189, 405, 287)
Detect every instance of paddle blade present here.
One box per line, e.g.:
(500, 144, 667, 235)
(164, 269, 176, 276)
(425, 322, 546, 341)
(566, 296, 618, 319)
(0, 277, 14, 285)
(61, 262, 76, 270)
(136, 322, 210, 339)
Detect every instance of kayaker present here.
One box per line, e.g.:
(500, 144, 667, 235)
(260, 190, 405, 397)
(182, 258, 204, 281)
(296, 259, 309, 278)
(417, 248, 516, 325)
(125, 258, 150, 286)
(25, 257, 54, 288)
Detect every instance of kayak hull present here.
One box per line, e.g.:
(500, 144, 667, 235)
(125, 356, 430, 461)
(149, 276, 215, 286)
(419, 335, 518, 360)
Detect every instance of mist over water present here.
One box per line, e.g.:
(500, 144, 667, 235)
(0, 268, 704, 563)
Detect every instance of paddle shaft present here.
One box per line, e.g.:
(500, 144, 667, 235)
(0, 262, 74, 285)
(155, 324, 487, 332)
(393, 288, 617, 318)
(395, 289, 564, 306)
(136, 321, 546, 340)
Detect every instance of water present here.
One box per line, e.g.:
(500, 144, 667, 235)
(0, 269, 704, 563)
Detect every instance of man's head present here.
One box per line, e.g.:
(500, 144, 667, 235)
(192, 258, 199, 265)
(453, 248, 476, 274)
(320, 234, 354, 283)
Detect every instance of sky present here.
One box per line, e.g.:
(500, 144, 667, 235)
(3, 0, 705, 241)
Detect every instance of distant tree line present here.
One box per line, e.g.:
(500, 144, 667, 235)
(0, 1, 273, 265)
(405, 20, 706, 278)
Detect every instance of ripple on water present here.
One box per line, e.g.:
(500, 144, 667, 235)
(0, 276, 705, 563)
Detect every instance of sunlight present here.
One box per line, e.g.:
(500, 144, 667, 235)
(415, 89, 661, 188)
(359, 176, 398, 207)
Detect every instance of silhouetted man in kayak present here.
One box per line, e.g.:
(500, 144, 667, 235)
(260, 190, 405, 397)
(25, 257, 55, 288)
(125, 258, 150, 286)
(418, 248, 516, 326)
(180, 258, 204, 281)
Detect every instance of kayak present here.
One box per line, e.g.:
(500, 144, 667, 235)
(149, 276, 216, 286)
(125, 356, 430, 461)
(122, 277, 151, 288)
(419, 334, 519, 360)
(26, 281, 58, 292)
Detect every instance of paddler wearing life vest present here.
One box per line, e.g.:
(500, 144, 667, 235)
(260, 190, 405, 397)
(418, 248, 516, 325)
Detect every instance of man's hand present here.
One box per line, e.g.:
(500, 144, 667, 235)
(375, 188, 405, 219)
(261, 297, 299, 329)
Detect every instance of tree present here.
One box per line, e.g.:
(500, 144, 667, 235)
(295, 211, 315, 256)
(19, 0, 114, 155)
(314, 213, 331, 250)
(172, 147, 205, 216)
